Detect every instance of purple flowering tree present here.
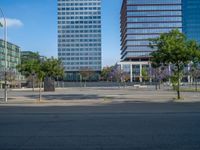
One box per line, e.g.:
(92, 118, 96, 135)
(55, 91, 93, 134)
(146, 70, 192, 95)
(150, 65, 170, 90)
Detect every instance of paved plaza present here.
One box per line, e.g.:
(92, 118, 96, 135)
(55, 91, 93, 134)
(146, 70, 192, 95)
(0, 87, 200, 149)
(0, 87, 200, 105)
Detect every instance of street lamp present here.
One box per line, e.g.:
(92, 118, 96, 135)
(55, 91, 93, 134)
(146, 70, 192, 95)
(0, 8, 8, 102)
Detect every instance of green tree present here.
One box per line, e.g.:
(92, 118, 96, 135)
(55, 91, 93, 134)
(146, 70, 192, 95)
(41, 57, 64, 91)
(149, 29, 200, 99)
(101, 66, 113, 81)
(35, 63, 45, 102)
(41, 57, 64, 79)
(17, 54, 64, 101)
(17, 52, 40, 91)
(141, 67, 148, 83)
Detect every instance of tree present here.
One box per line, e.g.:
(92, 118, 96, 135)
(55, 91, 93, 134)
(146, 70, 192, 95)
(18, 58, 44, 101)
(141, 67, 148, 83)
(17, 52, 40, 91)
(149, 50, 163, 90)
(150, 64, 171, 90)
(17, 53, 64, 101)
(109, 64, 123, 83)
(79, 68, 94, 87)
(35, 63, 45, 102)
(41, 57, 64, 91)
(101, 66, 113, 81)
(17, 60, 40, 91)
(121, 72, 130, 83)
(107, 64, 131, 86)
(41, 57, 64, 79)
(149, 29, 200, 99)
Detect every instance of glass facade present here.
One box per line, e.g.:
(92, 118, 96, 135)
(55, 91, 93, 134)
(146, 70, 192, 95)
(183, 0, 200, 43)
(57, 0, 102, 73)
(120, 0, 182, 61)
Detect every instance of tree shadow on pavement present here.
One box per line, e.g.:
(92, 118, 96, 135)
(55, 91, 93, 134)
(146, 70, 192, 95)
(23, 94, 104, 101)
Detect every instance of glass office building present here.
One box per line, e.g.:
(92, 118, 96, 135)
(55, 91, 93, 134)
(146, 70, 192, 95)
(120, 0, 182, 61)
(119, 0, 182, 82)
(58, 0, 102, 80)
(183, 0, 200, 43)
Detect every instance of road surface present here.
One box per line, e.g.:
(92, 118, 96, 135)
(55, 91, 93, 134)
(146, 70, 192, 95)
(0, 102, 200, 150)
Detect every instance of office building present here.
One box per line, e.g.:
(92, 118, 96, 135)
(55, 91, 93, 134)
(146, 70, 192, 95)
(58, 0, 102, 81)
(183, 0, 200, 43)
(119, 0, 182, 82)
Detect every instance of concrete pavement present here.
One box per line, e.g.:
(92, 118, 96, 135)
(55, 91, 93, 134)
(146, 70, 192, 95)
(0, 87, 200, 106)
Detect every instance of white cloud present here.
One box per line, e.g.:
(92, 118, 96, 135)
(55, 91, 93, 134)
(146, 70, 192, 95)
(0, 18, 23, 28)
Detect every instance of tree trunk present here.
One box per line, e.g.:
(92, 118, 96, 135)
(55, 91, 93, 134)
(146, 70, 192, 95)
(39, 81, 42, 102)
(32, 75, 35, 92)
(177, 66, 181, 99)
(159, 79, 161, 89)
(155, 72, 158, 90)
(195, 78, 198, 92)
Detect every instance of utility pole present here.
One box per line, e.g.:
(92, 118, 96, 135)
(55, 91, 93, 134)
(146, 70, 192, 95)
(0, 8, 8, 102)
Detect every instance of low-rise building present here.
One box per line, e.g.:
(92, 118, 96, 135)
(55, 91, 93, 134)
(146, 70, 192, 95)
(0, 39, 21, 88)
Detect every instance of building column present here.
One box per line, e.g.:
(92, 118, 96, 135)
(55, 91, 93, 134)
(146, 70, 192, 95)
(130, 64, 133, 82)
(140, 64, 142, 83)
(121, 64, 124, 83)
(121, 64, 123, 71)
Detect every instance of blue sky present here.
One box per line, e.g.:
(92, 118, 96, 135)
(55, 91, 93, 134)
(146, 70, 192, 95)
(0, 0, 122, 67)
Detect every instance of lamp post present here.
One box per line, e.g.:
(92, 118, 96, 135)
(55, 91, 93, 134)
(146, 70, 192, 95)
(0, 8, 8, 102)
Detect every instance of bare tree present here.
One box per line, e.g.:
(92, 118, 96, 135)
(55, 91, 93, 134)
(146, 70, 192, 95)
(79, 68, 94, 87)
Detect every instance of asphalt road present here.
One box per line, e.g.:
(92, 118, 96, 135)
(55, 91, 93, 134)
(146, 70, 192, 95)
(0, 102, 200, 150)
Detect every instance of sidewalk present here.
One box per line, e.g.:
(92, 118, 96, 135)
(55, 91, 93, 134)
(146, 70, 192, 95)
(0, 87, 199, 106)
